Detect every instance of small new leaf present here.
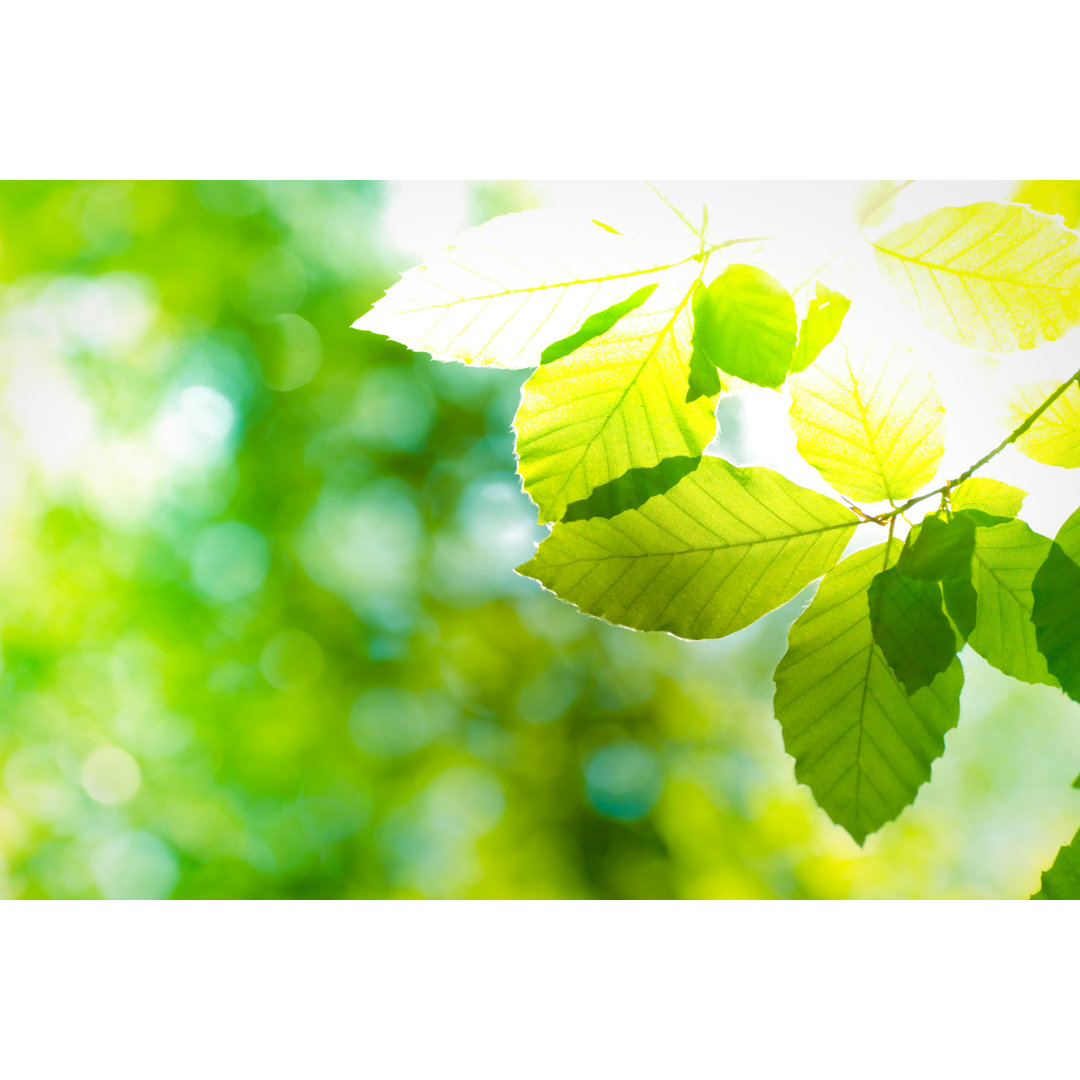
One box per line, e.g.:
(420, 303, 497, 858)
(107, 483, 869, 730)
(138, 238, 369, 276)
(790, 283, 851, 374)
(871, 201, 1080, 353)
(518, 456, 857, 640)
(691, 264, 797, 390)
(868, 567, 957, 695)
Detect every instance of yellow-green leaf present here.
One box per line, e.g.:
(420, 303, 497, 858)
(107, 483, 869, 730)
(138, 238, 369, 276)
(1005, 379, 1080, 468)
(787, 336, 944, 502)
(949, 477, 1026, 518)
(353, 210, 695, 369)
(517, 456, 858, 640)
(871, 201, 1080, 353)
(514, 286, 718, 523)
(790, 283, 851, 374)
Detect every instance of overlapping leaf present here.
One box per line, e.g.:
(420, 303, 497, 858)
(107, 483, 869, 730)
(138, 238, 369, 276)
(514, 283, 718, 523)
(353, 210, 696, 368)
(1005, 379, 1080, 468)
(775, 542, 963, 844)
(1031, 507, 1080, 700)
(790, 283, 851, 374)
(1032, 828, 1080, 899)
(871, 201, 1080, 352)
(787, 337, 944, 502)
(518, 456, 858, 640)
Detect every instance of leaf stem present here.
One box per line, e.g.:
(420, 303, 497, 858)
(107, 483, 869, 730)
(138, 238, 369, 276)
(859, 365, 1080, 526)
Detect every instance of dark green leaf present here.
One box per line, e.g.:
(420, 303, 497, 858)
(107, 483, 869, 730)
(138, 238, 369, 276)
(868, 567, 957, 695)
(561, 456, 701, 522)
(942, 577, 977, 641)
(1032, 828, 1080, 899)
(690, 264, 797, 390)
(790, 282, 851, 374)
(1031, 541, 1080, 702)
(898, 513, 976, 582)
(540, 282, 659, 364)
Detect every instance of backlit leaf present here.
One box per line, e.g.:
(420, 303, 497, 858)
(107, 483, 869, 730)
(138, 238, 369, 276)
(1031, 541, 1080, 702)
(787, 337, 944, 502)
(353, 210, 696, 369)
(898, 513, 976, 583)
(540, 283, 658, 364)
(562, 456, 701, 523)
(790, 282, 851, 374)
(514, 284, 717, 523)
(871, 201, 1080, 352)
(774, 542, 964, 844)
(1005, 379, 1080, 468)
(949, 476, 1026, 519)
(1032, 828, 1080, 899)
(970, 520, 1057, 687)
(517, 456, 858, 640)
(691, 264, 797, 390)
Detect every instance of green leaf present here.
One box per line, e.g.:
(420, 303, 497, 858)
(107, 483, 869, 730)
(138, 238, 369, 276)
(969, 520, 1057, 687)
(686, 282, 724, 402)
(949, 477, 1026, 519)
(787, 337, 944, 502)
(514, 283, 718, 524)
(562, 456, 701, 522)
(1031, 541, 1080, 701)
(517, 456, 858, 640)
(790, 283, 851, 374)
(898, 513, 976, 583)
(871, 201, 1080, 353)
(1032, 828, 1080, 899)
(353, 210, 697, 368)
(868, 567, 957, 695)
(1005, 379, 1080, 468)
(774, 542, 964, 844)
(942, 578, 977, 642)
(691, 264, 797, 390)
(1056, 505, 1080, 559)
(540, 283, 658, 364)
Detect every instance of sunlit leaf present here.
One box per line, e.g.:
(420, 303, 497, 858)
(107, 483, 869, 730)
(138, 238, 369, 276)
(540, 283, 658, 364)
(1032, 828, 1080, 899)
(868, 567, 956, 695)
(970, 520, 1057, 687)
(514, 285, 717, 523)
(353, 210, 695, 368)
(949, 476, 1026, 519)
(774, 542, 964, 845)
(790, 283, 851, 374)
(871, 201, 1080, 352)
(787, 337, 944, 502)
(518, 456, 857, 640)
(1005, 379, 1080, 468)
(690, 264, 797, 390)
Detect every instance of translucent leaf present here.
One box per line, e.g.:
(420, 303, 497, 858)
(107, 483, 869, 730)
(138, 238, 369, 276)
(353, 210, 696, 369)
(1032, 828, 1080, 899)
(540, 283, 658, 364)
(774, 542, 964, 845)
(942, 578, 977, 642)
(514, 287, 717, 523)
(970, 520, 1057, 687)
(898, 513, 975, 583)
(690, 264, 797, 390)
(790, 283, 851, 374)
(517, 456, 858, 640)
(868, 567, 956, 695)
(949, 476, 1026, 519)
(1005, 379, 1080, 468)
(787, 337, 944, 502)
(871, 201, 1080, 352)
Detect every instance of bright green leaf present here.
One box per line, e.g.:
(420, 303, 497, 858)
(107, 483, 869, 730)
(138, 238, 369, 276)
(540, 283, 658, 364)
(517, 456, 858, 640)
(514, 285, 717, 523)
(774, 542, 964, 845)
(562, 456, 701, 523)
(868, 567, 957, 695)
(949, 477, 1026, 519)
(1032, 828, 1080, 899)
(1005, 379, 1080, 468)
(353, 210, 696, 368)
(871, 201, 1080, 352)
(969, 520, 1057, 687)
(787, 337, 944, 502)
(691, 264, 797, 390)
(790, 282, 851, 374)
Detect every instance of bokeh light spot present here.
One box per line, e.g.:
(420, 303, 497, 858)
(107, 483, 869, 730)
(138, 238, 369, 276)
(584, 742, 664, 822)
(190, 521, 270, 604)
(81, 747, 141, 805)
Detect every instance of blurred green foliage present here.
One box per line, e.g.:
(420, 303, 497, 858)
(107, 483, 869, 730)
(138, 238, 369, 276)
(0, 180, 1077, 898)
